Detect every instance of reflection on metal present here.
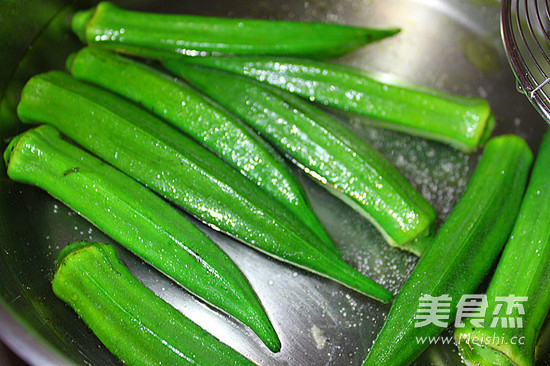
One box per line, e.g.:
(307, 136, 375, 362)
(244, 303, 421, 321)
(502, 0, 550, 123)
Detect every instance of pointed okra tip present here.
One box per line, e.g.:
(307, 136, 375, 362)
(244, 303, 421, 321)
(264, 330, 282, 353)
(378, 288, 394, 304)
(380, 27, 401, 38)
(399, 234, 434, 257)
(363, 27, 401, 44)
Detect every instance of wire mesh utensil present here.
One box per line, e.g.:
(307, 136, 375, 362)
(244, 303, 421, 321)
(502, 0, 550, 122)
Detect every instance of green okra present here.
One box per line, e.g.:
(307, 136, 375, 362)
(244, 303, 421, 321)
(52, 241, 256, 365)
(454, 130, 550, 366)
(175, 56, 495, 152)
(71, 2, 399, 60)
(17, 71, 393, 303)
(163, 61, 436, 254)
(66, 47, 336, 254)
(362, 135, 533, 366)
(4, 124, 280, 352)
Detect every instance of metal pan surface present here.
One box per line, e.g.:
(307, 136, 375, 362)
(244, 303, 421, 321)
(0, 0, 547, 365)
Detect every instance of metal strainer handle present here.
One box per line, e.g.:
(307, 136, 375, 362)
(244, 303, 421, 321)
(502, 0, 550, 122)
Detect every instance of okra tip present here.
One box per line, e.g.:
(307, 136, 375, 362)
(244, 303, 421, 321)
(71, 8, 95, 42)
(365, 27, 401, 42)
(377, 288, 394, 304)
(400, 233, 434, 257)
(264, 333, 282, 353)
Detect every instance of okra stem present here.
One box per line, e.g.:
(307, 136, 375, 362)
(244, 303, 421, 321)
(363, 135, 533, 366)
(454, 130, 550, 366)
(175, 56, 495, 152)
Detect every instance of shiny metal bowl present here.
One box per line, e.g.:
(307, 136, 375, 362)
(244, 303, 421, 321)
(0, 0, 548, 365)
(502, 0, 550, 123)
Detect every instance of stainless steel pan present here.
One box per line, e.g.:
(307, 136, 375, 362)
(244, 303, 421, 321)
(0, 0, 548, 365)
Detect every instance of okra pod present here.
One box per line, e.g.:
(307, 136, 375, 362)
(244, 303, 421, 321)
(175, 56, 495, 152)
(4, 124, 280, 352)
(163, 62, 436, 254)
(363, 135, 533, 366)
(52, 241, 256, 365)
(66, 47, 336, 253)
(454, 130, 550, 366)
(71, 2, 399, 59)
(17, 71, 393, 303)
